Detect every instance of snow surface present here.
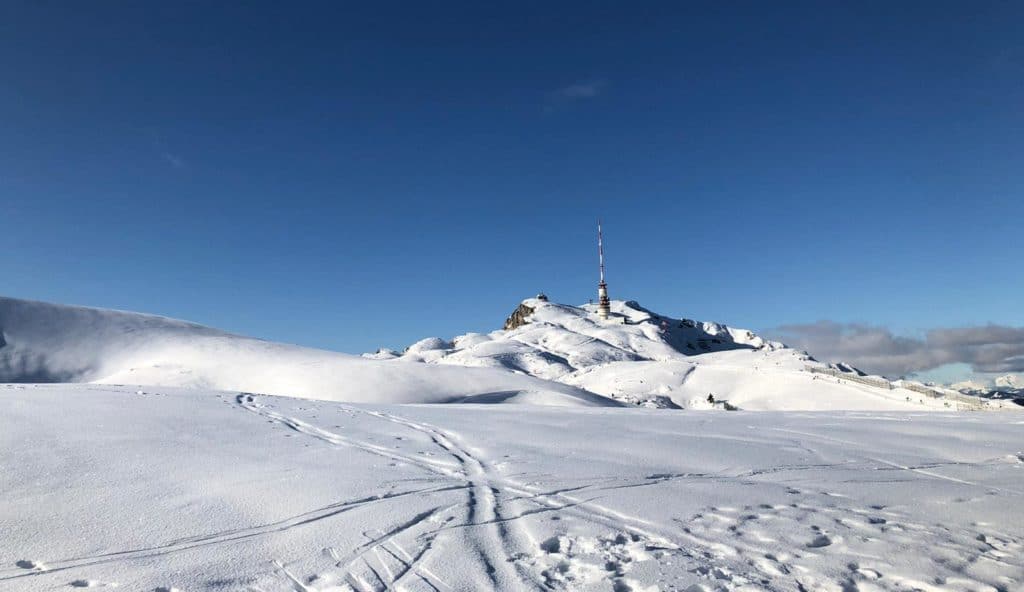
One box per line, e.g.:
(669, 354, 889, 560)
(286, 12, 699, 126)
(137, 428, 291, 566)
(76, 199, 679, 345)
(2, 296, 1023, 590)
(2, 383, 1023, 591)
(0, 297, 612, 407)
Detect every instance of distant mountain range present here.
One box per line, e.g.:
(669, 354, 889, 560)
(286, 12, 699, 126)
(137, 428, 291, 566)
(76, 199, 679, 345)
(951, 374, 1023, 401)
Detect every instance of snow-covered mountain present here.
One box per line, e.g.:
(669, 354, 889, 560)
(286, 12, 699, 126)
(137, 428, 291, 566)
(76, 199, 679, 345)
(373, 297, 999, 411)
(995, 374, 1023, 389)
(0, 296, 612, 406)
(0, 295, 1004, 410)
(953, 373, 1024, 403)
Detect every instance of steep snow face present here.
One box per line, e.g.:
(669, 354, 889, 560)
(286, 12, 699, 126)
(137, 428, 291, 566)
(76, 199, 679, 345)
(384, 298, 997, 411)
(0, 297, 615, 406)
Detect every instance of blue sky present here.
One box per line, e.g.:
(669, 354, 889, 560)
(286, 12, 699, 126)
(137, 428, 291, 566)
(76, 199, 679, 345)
(1, 2, 1021, 377)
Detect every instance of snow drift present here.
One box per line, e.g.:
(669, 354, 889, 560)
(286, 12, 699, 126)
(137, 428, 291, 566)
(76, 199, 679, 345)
(0, 296, 614, 406)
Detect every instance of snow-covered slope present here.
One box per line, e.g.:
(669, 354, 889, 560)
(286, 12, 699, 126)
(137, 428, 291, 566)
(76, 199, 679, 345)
(379, 298, 997, 411)
(0, 296, 614, 406)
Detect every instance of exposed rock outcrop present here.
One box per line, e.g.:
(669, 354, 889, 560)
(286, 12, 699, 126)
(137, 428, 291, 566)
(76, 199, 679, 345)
(503, 303, 535, 331)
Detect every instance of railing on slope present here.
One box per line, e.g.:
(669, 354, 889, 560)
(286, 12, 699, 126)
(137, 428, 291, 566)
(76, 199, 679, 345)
(804, 366, 987, 411)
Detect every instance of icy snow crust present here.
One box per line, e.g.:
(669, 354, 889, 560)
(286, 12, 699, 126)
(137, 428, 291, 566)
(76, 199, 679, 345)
(0, 296, 612, 407)
(2, 384, 1023, 592)
(386, 299, 980, 411)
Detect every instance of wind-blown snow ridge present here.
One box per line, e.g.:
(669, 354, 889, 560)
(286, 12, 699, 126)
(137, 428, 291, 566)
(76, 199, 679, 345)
(0, 296, 614, 406)
(376, 298, 1007, 411)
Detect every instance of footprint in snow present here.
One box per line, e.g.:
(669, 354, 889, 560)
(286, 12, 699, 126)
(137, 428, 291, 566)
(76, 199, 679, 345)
(847, 562, 882, 580)
(70, 580, 118, 588)
(16, 559, 47, 571)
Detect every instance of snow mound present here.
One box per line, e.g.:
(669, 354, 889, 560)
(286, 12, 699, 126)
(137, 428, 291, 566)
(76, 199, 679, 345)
(0, 296, 616, 407)
(382, 298, 1004, 411)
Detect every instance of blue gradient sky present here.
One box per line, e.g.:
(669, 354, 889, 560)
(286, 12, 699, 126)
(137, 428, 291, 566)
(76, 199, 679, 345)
(2, 2, 1021, 365)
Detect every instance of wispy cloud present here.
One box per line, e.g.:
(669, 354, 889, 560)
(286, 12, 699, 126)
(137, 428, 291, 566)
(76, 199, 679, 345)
(768, 321, 1024, 378)
(545, 79, 608, 111)
(160, 150, 185, 169)
(553, 79, 607, 99)
(143, 128, 187, 169)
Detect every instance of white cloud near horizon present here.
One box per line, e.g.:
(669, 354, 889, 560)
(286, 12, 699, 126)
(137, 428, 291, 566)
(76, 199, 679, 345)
(769, 321, 1024, 378)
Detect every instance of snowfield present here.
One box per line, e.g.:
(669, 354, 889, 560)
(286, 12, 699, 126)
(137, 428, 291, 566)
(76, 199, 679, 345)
(2, 295, 1022, 591)
(2, 384, 1023, 592)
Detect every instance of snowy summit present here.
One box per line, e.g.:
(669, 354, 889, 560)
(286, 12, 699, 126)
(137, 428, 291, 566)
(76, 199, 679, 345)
(372, 297, 1003, 412)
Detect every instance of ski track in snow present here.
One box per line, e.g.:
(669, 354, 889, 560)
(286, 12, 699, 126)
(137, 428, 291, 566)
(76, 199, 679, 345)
(0, 480, 466, 582)
(770, 426, 1024, 497)
(239, 393, 544, 590)
(226, 394, 1022, 592)
(3, 389, 1022, 591)
(235, 393, 729, 590)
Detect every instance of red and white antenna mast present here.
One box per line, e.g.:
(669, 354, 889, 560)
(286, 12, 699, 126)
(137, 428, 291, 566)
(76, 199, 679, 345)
(597, 220, 611, 320)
